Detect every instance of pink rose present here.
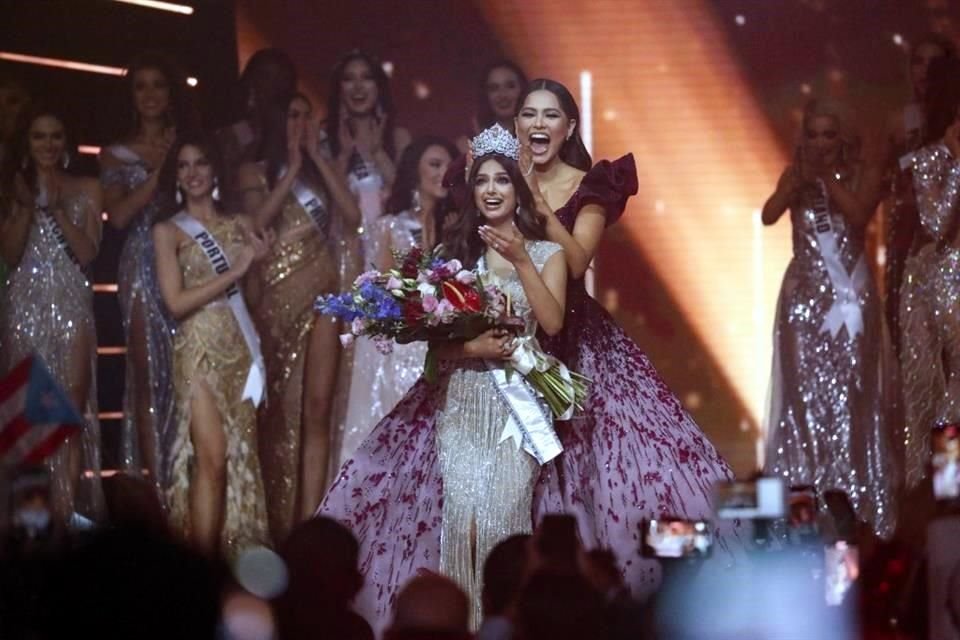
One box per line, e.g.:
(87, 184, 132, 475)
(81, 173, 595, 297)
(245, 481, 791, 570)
(386, 276, 403, 291)
(421, 294, 439, 313)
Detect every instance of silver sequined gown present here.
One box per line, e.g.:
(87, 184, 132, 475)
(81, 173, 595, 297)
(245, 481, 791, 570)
(336, 210, 428, 466)
(320, 240, 562, 633)
(764, 179, 897, 539)
(0, 192, 104, 521)
(100, 145, 177, 488)
(906, 144, 960, 446)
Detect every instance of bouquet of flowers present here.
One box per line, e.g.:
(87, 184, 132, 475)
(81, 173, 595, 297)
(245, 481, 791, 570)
(316, 246, 589, 420)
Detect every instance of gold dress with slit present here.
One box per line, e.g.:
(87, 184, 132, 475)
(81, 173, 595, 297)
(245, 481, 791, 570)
(252, 188, 338, 542)
(166, 215, 270, 557)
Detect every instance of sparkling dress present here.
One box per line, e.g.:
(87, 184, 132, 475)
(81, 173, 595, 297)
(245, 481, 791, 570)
(764, 174, 897, 539)
(319, 241, 562, 633)
(336, 210, 428, 468)
(0, 191, 104, 522)
(100, 144, 177, 486)
(166, 215, 270, 556)
(903, 144, 960, 466)
(250, 173, 339, 543)
(532, 156, 740, 597)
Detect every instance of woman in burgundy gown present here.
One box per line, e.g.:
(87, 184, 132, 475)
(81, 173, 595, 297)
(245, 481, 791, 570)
(502, 79, 740, 592)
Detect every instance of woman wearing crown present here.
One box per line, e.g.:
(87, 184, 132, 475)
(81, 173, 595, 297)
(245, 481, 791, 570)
(318, 123, 567, 631)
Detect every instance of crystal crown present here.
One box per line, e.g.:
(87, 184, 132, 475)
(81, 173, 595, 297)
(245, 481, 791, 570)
(470, 123, 520, 160)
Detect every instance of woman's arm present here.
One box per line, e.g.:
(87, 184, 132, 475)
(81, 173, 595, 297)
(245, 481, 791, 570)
(762, 165, 800, 226)
(51, 179, 102, 267)
(152, 221, 252, 320)
(306, 125, 362, 229)
(100, 149, 160, 230)
(541, 206, 605, 280)
(823, 163, 883, 229)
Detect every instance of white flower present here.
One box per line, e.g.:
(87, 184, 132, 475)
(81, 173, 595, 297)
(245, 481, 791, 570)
(350, 317, 366, 335)
(386, 276, 403, 290)
(455, 270, 477, 284)
(339, 333, 355, 347)
(417, 282, 437, 298)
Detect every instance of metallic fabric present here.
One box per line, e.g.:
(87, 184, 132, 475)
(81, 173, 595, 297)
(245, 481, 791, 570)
(166, 216, 270, 557)
(764, 177, 898, 539)
(0, 192, 104, 522)
(100, 145, 177, 488)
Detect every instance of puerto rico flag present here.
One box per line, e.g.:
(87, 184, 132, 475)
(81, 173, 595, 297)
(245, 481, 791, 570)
(0, 355, 83, 467)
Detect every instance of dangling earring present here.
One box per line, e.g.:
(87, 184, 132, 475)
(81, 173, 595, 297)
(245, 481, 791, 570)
(412, 188, 422, 213)
(212, 177, 221, 202)
(515, 203, 521, 216)
(175, 186, 183, 205)
(61, 152, 70, 170)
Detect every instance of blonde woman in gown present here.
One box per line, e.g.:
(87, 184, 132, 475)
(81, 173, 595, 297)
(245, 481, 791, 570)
(153, 137, 270, 557)
(235, 94, 360, 541)
(320, 137, 568, 632)
(337, 136, 457, 466)
(0, 108, 104, 524)
(762, 98, 897, 538)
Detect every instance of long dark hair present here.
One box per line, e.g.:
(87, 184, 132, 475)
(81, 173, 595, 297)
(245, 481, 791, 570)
(122, 50, 201, 141)
(443, 153, 546, 269)
(924, 56, 960, 144)
(517, 78, 592, 171)
(228, 48, 298, 129)
(476, 60, 528, 131)
(1, 105, 76, 211)
(155, 134, 226, 222)
(258, 93, 324, 190)
(325, 50, 397, 160)
(385, 135, 459, 214)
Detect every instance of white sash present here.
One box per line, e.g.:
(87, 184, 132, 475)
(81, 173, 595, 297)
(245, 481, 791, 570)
(291, 179, 331, 235)
(172, 212, 265, 406)
(36, 191, 82, 269)
(812, 180, 867, 341)
(347, 157, 384, 234)
(477, 255, 563, 465)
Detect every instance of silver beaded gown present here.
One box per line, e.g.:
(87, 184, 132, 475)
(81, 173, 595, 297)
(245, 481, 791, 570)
(100, 144, 177, 489)
(764, 177, 897, 539)
(906, 144, 960, 445)
(0, 191, 105, 522)
(336, 210, 428, 467)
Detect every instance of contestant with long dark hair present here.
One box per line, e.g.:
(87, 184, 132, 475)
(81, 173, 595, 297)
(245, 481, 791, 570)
(762, 98, 896, 538)
(325, 50, 411, 262)
(153, 136, 271, 556)
(335, 135, 458, 468)
(497, 78, 739, 594)
(100, 51, 199, 493)
(319, 126, 567, 630)
(0, 106, 104, 524)
(235, 92, 361, 540)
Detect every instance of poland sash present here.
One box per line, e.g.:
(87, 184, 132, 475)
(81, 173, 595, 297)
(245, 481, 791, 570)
(172, 211, 265, 406)
(812, 180, 867, 341)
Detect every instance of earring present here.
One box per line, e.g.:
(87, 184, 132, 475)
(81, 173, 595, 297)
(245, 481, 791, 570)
(515, 203, 521, 216)
(412, 188, 422, 213)
(212, 177, 221, 202)
(61, 152, 70, 170)
(175, 186, 183, 205)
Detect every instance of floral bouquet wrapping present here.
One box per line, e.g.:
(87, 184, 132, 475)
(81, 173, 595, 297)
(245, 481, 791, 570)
(315, 246, 589, 423)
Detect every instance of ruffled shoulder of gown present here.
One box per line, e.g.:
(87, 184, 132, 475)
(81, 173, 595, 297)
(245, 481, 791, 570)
(567, 154, 638, 226)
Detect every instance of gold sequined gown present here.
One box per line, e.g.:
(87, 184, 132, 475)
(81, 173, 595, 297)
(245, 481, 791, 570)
(167, 215, 270, 556)
(764, 178, 897, 539)
(336, 210, 428, 467)
(251, 185, 338, 543)
(319, 240, 563, 632)
(0, 192, 104, 523)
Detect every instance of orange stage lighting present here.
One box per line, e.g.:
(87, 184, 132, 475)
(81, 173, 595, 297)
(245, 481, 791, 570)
(480, 0, 794, 466)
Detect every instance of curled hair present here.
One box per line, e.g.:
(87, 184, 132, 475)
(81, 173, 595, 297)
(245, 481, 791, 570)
(924, 56, 960, 144)
(800, 97, 861, 165)
(442, 153, 546, 269)
(232, 48, 298, 127)
(325, 50, 397, 160)
(476, 60, 528, 131)
(1, 105, 76, 213)
(122, 50, 201, 140)
(155, 134, 226, 222)
(517, 78, 592, 171)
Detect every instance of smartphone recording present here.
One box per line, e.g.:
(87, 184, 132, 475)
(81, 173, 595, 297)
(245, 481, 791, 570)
(714, 478, 786, 520)
(932, 423, 960, 501)
(642, 518, 713, 559)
